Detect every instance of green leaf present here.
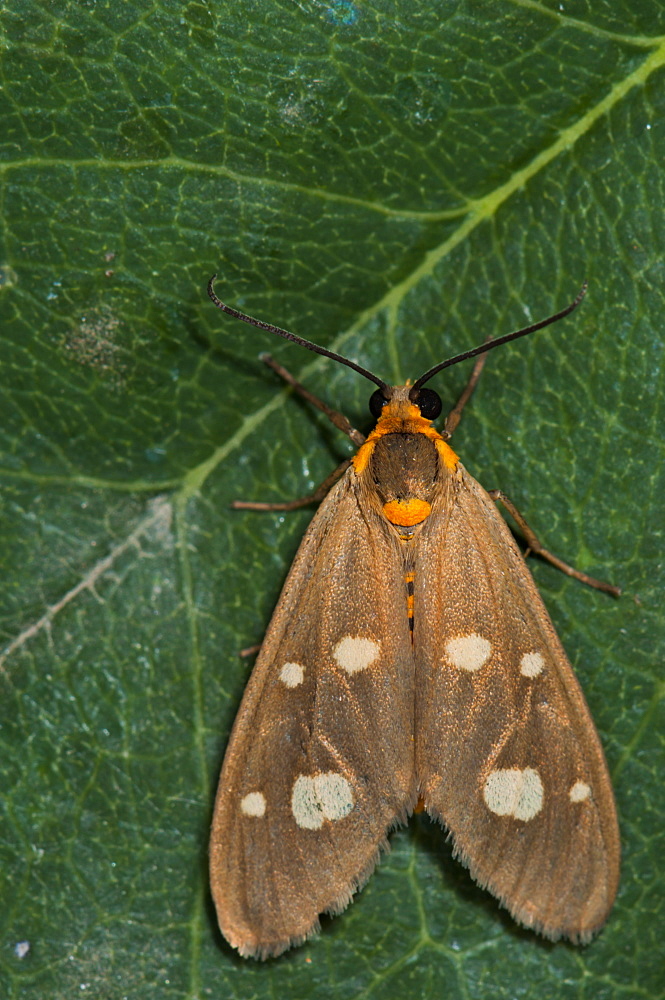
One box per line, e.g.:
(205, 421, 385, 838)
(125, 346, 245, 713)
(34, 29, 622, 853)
(1, 1, 663, 997)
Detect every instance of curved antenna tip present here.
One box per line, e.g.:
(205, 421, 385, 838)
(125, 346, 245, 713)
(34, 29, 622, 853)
(412, 283, 589, 391)
(205, 275, 387, 389)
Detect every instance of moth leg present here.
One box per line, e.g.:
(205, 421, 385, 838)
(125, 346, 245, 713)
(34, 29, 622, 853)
(488, 489, 621, 597)
(261, 354, 365, 446)
(231, 458, 352, 511)
(238, 643, 261, 658)
(232, 353, 361, 510)
(444, 335, 493, 439)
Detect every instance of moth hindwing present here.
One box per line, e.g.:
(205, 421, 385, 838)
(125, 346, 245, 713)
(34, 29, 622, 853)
(208, 279, 620, 959)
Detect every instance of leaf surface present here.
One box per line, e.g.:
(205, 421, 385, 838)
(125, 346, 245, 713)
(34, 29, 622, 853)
(1, 2, 663, 998)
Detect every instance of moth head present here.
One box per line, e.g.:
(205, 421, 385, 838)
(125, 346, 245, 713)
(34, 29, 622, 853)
(368, 384, 442, 422)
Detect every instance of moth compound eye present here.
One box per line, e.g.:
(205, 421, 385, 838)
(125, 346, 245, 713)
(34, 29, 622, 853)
(413, 387, 442, 420)
(369, 389, 390, 418)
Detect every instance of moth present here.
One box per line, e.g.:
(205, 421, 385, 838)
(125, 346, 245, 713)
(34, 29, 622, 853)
(207, 277, 620, 959)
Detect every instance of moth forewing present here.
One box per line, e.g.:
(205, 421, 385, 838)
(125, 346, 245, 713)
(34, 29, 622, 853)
(414, 468, 620, 942)
(210, 472, 417, 959)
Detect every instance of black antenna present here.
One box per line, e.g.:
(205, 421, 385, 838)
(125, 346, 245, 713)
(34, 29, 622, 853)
(209, 275, 587, 398)
(207, 275, 388, 390)
(410, 283, 588, 395)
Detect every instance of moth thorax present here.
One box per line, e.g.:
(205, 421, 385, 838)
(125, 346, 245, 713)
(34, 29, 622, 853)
(368, 433, 438, 529)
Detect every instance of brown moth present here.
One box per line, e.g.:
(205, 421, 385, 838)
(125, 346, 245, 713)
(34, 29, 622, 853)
(207, 277, 620, 959)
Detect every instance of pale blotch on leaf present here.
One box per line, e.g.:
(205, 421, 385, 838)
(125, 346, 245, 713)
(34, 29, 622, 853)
(61, 306, 125, 389)
(0, 265, 18, 290)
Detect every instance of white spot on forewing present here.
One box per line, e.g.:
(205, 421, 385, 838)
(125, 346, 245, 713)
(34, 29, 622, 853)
(314, 772, 355, 821)
(291, 772, 354, 829)
(240, 792, 266, 817)
(292, 776, 323, 829)
(445, 633, 491, 672)
(483, 767, 544, 821)
(569, 780, 591, 802)
(333, 636, 380, 674)
(520, 651, 545, 677)
(279, 661, 305, 687)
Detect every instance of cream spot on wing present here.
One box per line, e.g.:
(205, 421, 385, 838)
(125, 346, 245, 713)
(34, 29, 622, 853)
(483, 767, 544, 821)
(445, 634, 491, 672)
(520, 651, 545, 677)
(292, 776, 323, 830)
(279, 661, 305, 688)
(314, 772, 355, 821)
(569, 780, 591, 802)
(291, 772, 355, 829)
(333, 636, 380, 674)
(240, 792, 266, 817)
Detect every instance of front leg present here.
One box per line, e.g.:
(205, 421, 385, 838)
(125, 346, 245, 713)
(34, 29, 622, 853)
(488, 489, 620, 598)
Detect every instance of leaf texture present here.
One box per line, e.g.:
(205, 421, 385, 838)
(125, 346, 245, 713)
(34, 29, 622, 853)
(0, 1, 663, 998)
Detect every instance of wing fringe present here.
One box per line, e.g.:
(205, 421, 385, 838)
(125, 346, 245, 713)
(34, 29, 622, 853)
(425, 803, 606, 945)
(232, 799, 417, 959)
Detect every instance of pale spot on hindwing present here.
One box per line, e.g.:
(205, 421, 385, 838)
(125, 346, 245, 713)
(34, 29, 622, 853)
(291, 772, 355, 830)
(445, 633, 491, 672)
(279, 661, 305, 688)
(483, 767, 544, 821)
(333, 636, 380, 674)
(240, 792, 266, 817)
(520, 651, 545, 677)
(569, 780, 592, 802)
